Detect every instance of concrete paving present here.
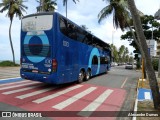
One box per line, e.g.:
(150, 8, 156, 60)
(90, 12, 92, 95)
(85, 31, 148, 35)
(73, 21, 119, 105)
(0, 67, 20, 79)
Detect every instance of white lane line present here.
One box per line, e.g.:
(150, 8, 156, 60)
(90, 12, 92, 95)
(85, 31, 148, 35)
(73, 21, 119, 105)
(144, 92, 151, 100)
(2, 84, 44, 95)
(16, 87, 56, 99)
(33, 85, 83, 104)
(121, 77, 128, 88)
(0, 80, 30, 87)
(52, 87, 97, 110)
(78, 89, 113, 117)
(0, 82, 39, 90)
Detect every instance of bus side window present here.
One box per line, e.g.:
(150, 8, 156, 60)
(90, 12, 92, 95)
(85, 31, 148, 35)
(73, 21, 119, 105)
(92, 55, 98, 65)
(76, 28, 85, 43)
(81, 32, 89, 44)
(67, 23, 77, 40)
(59, 17, 68, 36)
(100, 57, 106, 64)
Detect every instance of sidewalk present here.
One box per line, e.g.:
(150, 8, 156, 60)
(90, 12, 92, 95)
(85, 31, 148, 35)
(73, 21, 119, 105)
(134, 76, 160, 120)
(0, 67, 20, 79)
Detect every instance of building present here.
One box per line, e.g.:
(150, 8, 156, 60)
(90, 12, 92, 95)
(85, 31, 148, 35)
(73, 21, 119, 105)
(146, 40, 157, 56)
(157, 39, 160, 56)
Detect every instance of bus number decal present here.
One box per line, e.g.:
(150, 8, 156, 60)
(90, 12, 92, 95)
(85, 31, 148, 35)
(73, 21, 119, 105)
(63, 40, 69, 47)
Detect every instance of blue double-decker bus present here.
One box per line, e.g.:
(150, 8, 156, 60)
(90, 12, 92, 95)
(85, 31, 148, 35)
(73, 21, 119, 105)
(20, 12, 111, 84)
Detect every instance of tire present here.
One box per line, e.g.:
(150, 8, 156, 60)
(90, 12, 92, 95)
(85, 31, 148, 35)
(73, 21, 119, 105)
(78, 70, 85, 83)
(86, 70, 91, 81)
(106, 67, 108, 74)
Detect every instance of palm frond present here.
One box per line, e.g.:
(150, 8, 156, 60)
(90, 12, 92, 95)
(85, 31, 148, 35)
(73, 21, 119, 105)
(0, 5, 9, 12)
(98, 5, 113, 23)
(0, 0, 27, 20)
(98, 0, 131, 31)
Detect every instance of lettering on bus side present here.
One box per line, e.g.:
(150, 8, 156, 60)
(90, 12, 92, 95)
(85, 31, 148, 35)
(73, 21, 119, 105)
(63, 40, 69, 47)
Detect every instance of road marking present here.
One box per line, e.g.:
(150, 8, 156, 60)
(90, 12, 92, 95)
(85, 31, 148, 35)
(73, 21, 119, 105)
(144, 92, 151, 100)
(0, 80, 29, 87)
(121, 77, 128, 88)
(16, 87, 56, 99)
(33, 85, 83, 104)
(52, 87, 97, 110)
(78, 89, 113, 117)
(2, 84, 44, 95)
(0, 82, 39, 90)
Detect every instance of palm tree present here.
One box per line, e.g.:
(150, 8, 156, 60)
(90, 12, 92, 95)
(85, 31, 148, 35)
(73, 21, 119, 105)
(127, 0, 160, 109)
(36, 0, 57, 12)
(63, 0, 79, 17)
(98, 0, 129, 31)
(98, 0, 143, 53)
(0, 0, 27, 64)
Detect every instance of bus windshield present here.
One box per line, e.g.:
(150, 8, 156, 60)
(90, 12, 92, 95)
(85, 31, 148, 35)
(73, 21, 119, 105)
(22, 15, 53, 31)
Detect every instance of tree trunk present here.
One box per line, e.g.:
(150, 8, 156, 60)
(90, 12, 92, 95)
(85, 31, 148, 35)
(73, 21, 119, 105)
(127, 0, 160, 109)
(40, 0, 45, 12)
(9, 20, 15, 65)
(158, 55, 160, 78)
(129, 25, 147, 78)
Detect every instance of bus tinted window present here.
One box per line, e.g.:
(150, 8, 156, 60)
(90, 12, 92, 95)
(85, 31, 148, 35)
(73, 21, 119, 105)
(60, 17, 77, 40)
(59, 16, 110, 51)
(100, 57, 108, 64)
(67, 23, 77, 40)
(92, 55, 98, 65)
(60, 18, 68, 36)
(60, 17, 90, 44)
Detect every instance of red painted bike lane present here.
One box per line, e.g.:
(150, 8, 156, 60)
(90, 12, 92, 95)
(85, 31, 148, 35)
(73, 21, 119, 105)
(0, 80, 127, 120)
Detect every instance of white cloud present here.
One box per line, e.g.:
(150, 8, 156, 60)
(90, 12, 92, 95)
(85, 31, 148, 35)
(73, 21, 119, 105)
(135, 0, 159, 15)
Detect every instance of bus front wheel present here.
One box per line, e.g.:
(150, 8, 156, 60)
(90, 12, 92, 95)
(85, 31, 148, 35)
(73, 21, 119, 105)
(78, 71, 85, 83)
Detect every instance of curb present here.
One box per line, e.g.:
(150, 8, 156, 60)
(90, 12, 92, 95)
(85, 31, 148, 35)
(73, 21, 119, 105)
(132, 78, 140, 120)
(0, 77, 21, 81)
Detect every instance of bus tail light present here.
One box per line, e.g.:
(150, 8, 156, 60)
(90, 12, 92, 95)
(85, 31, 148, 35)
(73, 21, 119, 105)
(52, 59, 57, 72)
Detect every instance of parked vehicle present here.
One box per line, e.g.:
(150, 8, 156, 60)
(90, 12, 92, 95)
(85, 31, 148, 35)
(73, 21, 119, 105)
(125, 63, 133, 69)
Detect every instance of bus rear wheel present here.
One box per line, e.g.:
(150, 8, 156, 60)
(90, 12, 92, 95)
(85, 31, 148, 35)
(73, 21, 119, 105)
(86, 70, 91, 81)
(78, 71, 85, 83)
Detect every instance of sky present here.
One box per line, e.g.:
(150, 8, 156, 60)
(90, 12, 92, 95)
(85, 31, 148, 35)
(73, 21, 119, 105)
(0, 0, 160, 61)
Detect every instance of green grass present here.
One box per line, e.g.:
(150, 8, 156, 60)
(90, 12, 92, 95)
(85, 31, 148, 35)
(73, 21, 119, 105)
(0, 61, 19, 67)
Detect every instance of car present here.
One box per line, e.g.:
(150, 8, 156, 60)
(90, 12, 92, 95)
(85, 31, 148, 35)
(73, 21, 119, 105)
(111, 62, 118, 67)
(125, 63, 133, 69)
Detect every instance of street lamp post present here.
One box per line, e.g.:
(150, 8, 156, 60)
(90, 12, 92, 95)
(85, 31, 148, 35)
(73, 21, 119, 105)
(111, 30, 115, 62)
(112, 30, 115, 45)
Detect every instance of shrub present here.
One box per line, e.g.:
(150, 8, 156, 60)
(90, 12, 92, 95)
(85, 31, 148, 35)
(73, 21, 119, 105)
(152, 58, 158, 71)
(0, 61, 19, 67)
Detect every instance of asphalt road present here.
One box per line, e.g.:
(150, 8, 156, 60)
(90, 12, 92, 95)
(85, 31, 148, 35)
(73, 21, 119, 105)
(0, 66, 141, 120)
(85, 65, 141, 117)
